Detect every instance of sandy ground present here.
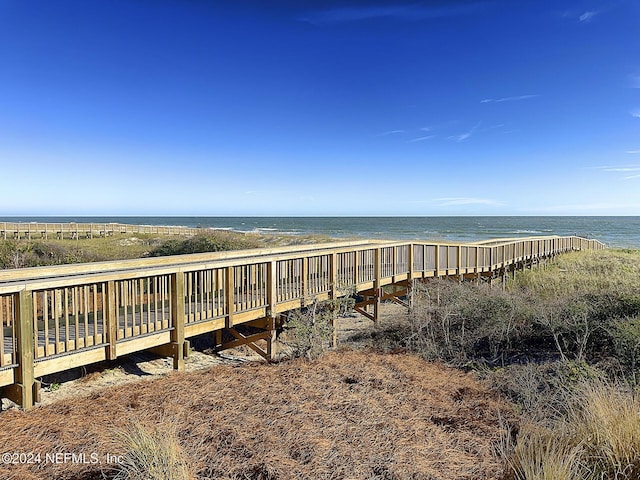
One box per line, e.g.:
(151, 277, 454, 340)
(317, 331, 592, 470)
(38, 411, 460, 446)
(10, 302, 408, 409)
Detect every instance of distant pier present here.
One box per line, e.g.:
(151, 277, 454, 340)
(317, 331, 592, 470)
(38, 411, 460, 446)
(0, 221, 201, 240)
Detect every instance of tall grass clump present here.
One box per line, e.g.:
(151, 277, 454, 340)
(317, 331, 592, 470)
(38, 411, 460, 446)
(505, 382, 640, 480)
(568, 382, 640, 479)
(113, 422, 196, 480)
(504, 423, 588, 480)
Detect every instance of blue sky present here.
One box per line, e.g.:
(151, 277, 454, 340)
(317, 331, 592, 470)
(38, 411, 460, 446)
(1, 0, 639, 215)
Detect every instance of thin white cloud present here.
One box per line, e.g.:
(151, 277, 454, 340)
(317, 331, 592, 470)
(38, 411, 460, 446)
(420, 120, 457, 132)
(598, 166, 640, 172)
(579, 11, 598, 22)
(626, 150, 640, 154)
(448, 122, 480, 142)
(481, 94, 539, 103)
(299, 3, 486, 26)
(631, 110, 640, 118)
(377, 129, 405, 137)
(595, 165, 640, 180)
(435, 197, 503, 207)
(408, 135, 435, 143)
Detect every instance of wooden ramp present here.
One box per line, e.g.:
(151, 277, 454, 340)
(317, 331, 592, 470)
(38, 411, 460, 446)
(0, 235, 605, 409)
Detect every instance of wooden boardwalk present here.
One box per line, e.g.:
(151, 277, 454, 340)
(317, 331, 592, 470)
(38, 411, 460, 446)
(0, 234, 605, 409)
(1, 221, 201, 239)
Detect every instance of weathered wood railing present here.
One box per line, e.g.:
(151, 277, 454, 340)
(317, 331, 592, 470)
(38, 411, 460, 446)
(0, 222, 203, 239)
(0, 235, 605, 409)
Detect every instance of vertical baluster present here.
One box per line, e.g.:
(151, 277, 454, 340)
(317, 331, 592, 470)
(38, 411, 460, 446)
(83, 286, 89, 346)
(205, 270, 211, 317)
(42, 291, 49, 356)
(0, 296, 6, 366)
(145, 278, 151, 331)
(53, 289, 60, 353)
(199, 270, 204, 320)
(92, 284, 99, 344)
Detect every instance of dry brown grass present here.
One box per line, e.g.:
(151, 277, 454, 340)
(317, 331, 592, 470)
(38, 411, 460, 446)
(501, 382, 640, 480)
(568, 382, 640, 479)
(113, 421, 196, 480)
(503, 422, 589, 480)
(0, 350, 513, 480)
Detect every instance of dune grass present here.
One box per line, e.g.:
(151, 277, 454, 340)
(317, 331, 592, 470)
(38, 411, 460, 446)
(113, 422, 196, 480)
(503, 382, 640, 480)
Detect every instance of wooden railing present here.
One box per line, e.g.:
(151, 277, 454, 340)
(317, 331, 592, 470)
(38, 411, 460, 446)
(0, 222, 203, 239)
(0, 235, 605, 408)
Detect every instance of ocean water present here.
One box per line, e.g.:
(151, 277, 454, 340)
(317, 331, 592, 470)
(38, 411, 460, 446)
(1, 216, 639, 248)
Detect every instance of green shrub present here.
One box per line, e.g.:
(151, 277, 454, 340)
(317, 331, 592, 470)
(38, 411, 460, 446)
(611, 316, 640, 384)
(146, 233, 260, 257)
(484, 361, 605, 422)
(281, 291, 355, 359)
(407, 279, 538, 366)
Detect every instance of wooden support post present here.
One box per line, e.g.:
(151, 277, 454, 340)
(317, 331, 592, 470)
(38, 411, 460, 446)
(329, 253, 338, 347)
(489, 247, 494, 272)
(267, 261, 277, 317)
(302, 256, 309, 300)
(266, 260, 279, 356)
(170, 272, 185, 371)
(373, 248, 381, 324)
(225, 266, 235, 328)
(266, 316, 277, 360)
(434, 244, 440, 277)
(105, 281, 117, 360)
(392, 246, 397, 278)
(329, 254, 338, 299)
(7, 290, 37, 409)
(353, 250, 359, 285)
(408, 244, 414, 280)
(407, 244, 414, 309)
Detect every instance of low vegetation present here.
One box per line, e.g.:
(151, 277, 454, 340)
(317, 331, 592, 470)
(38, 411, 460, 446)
(0, 230, 331, 269)
(398, 249, 640, 480)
